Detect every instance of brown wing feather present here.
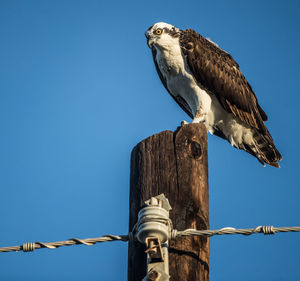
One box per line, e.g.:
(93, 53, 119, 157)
(151, 47, 193, 119)
(180, 29, 267, 132)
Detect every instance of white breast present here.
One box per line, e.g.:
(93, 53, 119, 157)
(154, 36, 213, 124)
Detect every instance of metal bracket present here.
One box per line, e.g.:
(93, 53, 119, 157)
(144, 237, 169, 281)
(145, 237, 164, 261)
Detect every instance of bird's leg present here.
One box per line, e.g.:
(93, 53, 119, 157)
(181, 109, 206, 127)
(192, 108, 206, 123)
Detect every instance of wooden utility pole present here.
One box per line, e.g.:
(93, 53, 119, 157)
(128, 123, 209, 281)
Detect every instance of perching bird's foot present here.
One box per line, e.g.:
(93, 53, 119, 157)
(181, 120, 189, 126)
(192, 110, 206, 123)
(192, 116, 205, 123)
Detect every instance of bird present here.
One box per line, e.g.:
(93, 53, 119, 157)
(145, 22, 282, 167)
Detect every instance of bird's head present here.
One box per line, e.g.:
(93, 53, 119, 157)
(145, 22, 181, 49)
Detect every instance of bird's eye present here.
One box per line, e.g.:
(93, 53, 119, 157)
(155, 28, 163, 35)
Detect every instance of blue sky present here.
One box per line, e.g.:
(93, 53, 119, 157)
(0, 0, 299, 280)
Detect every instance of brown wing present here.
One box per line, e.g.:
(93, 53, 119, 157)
(151, 47, 194, 119)
(180, 29, 268, 133)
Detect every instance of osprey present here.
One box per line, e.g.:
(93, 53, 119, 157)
(145, 22, 282, 167)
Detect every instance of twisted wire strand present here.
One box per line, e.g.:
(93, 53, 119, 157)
(0, 235, 129, 253)
(1, 226, 299, 253)
(174, 226, 300, 238)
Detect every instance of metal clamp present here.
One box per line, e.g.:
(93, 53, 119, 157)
(145, 237, 164, 261)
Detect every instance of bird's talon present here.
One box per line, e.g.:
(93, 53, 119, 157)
(181, 120, 189, 126)
(192, 116, 205, 123)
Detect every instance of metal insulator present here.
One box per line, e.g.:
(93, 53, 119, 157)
(136, 197, 171, 245)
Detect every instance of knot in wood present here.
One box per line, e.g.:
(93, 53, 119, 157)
(190, 140, 202, 159)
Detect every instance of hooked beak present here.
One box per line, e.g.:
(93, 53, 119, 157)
(145, 32, 153, 48)
(147, 38, 154, 48)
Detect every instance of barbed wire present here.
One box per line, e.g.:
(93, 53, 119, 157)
(0, 235, 129, 253)
(172, 225, 300, 238)
(1, 225, 299, 254)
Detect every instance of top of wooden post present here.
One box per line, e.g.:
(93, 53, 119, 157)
(129, 123, 209, 281)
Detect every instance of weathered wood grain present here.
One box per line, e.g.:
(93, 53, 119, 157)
(128, 123, 209, 281)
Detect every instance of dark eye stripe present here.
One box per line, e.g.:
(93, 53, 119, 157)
(163, 27, 181, 37)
